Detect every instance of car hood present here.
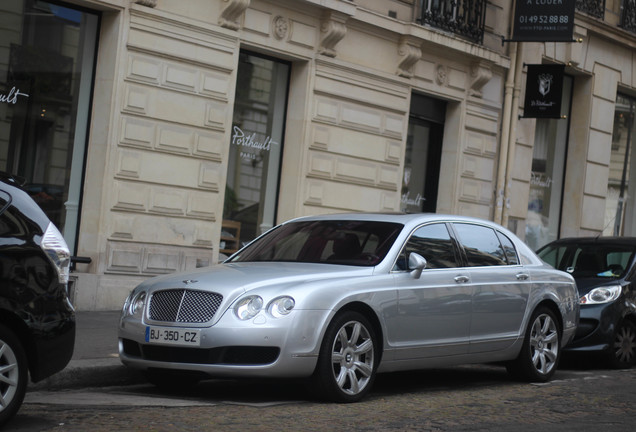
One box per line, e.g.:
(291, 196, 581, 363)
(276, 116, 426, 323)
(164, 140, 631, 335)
(573, 277, 623, 296)
(137, 261, 375, 298)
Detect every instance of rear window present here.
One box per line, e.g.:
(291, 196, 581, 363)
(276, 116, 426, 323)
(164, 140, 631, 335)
(538, 243, 636, 278)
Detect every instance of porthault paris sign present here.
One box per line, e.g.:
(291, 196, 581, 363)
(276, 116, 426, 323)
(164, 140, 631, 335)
(0, 86, 29, 105)
(512, 0, 575, 42)
(523, 64, 565, 119)
(231, 126, 277, 161)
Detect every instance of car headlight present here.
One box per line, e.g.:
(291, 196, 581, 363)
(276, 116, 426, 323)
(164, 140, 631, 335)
(580, 285, 621, 305)
(268, 296, 295, 318)
(235, 295, 263, 320)
(123, 291, 147, 318)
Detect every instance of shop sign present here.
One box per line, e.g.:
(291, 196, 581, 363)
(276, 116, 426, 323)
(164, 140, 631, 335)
(512, 0, 575, 42)
(0, 86, 29, 105)
(523, 64, 565, 119)
(231, 125, 277, 161)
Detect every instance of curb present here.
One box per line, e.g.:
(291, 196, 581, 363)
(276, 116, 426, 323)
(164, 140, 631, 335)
(28, 358, 146, 391)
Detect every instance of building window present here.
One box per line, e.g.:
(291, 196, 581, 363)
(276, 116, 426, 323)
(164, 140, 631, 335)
(417, 0, 486, 43)
(525, 76, 572, 251)
(0, 0, 99, 253)
(606, 94, 636, 236)
(222, 52, 290, 256)
(402, 93, 446, 214)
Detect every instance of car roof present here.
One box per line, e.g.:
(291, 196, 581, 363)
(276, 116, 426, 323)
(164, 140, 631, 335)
(544, 237, 636, 247)
(285, 212, 503, 226)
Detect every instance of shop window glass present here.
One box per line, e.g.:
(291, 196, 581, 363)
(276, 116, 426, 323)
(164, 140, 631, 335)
(525, 75, 572, 250)
(0, 0, 98, 253)
(606, 94, 636, 236)
(222, 52, 289, 256)
(402, 94, 445, 213)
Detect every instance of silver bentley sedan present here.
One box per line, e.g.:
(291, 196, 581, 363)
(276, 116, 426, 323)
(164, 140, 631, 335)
(119, 213, 578, 402)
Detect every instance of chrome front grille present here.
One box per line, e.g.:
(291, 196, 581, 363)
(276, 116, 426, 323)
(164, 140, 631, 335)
(148, 289, 223, 323)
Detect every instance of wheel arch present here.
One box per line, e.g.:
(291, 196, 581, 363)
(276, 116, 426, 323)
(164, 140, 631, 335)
(535, 299, 564, 332)
(332, 301, 384, 362)
(0, 307, 35, 379)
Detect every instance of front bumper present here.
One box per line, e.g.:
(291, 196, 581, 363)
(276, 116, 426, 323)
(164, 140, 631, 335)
(118, 308, 333, 379)
(563, 302, 619, 353)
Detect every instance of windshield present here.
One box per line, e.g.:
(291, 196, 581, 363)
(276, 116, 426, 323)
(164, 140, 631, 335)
(538, 243, 635, 278)
(227, 220, 403, 266)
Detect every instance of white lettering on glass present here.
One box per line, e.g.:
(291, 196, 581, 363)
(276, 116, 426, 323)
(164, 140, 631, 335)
(531, 172, 553, 188)
(401, 192, 425, 206)
(0, 87, 29, 105)
(231, 126, 277, 151)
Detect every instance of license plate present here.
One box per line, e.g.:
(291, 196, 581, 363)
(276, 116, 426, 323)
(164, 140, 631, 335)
(145, 326, 201, 347)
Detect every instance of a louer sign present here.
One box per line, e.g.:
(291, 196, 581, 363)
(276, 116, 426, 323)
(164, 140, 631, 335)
(512, 0, 575, 42)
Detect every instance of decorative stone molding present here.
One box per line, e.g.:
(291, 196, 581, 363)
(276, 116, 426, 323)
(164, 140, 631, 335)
(319, 11, 348, 57)
(273, 15, 290, 40)
(396, 36, 422, 78)
(436, 64, 447, 86)
(469, 61, 493, 98)
(134, 0, 156, 7)
(219, 0, 251, 31)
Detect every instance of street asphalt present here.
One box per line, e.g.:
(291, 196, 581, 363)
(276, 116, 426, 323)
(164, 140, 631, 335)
(28, 310, 145, 390)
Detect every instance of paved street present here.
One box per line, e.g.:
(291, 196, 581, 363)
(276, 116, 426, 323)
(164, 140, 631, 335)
(10, 363, 636, 432)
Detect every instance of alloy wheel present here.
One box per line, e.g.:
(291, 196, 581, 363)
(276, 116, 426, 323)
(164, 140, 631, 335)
(612, 321, 636, 367)
(329, 320, 375, 396)
(529, 313, 559, 376)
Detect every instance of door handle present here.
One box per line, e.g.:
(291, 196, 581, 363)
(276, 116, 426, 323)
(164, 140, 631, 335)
(516, 272, 530, 281)
(454, 275, 470, 283)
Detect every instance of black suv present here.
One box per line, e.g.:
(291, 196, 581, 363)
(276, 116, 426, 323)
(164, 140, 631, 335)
(0, 173, 75, 426)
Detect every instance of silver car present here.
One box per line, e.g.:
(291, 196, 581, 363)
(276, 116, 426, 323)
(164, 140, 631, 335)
(119, 213, 578, 402)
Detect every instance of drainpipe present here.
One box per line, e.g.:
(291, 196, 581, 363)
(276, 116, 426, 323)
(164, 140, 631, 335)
(501, 43, 524, 229)
(495, 2, 524, 229)
(494, 41, 519, 225)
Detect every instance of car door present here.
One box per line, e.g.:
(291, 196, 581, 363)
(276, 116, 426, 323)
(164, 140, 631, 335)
(391, 222, 472, 359)
(451, 223, 531, 353)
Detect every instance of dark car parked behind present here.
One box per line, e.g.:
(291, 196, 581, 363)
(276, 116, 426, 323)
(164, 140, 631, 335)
(0, 173, 75, 427)
(538, 237, 636, 368)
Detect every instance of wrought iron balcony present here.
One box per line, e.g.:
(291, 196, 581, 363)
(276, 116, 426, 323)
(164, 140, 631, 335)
(622, 0, 636, 33)
(575, 0, 605, 19)
(417, 0, 486, 44)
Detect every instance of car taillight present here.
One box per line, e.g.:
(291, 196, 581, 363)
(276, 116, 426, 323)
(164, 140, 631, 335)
(41, 222, 71, 284)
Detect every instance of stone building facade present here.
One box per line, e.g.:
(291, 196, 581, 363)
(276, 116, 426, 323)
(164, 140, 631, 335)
(1, 0, 634, 310)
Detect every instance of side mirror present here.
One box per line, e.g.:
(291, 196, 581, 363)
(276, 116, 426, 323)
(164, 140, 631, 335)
(408, 252, 427, 279)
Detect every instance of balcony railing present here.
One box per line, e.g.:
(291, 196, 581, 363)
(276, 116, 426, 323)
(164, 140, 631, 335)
(622, 0, 636, 33)
(417, 0, 486, 44)
(576, 0, 605, 19)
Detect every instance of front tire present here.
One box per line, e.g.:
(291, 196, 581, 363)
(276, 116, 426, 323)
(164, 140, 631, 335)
(313, 311, 378, 403)
(0, 324, 28, 427)
(507, 306, 561, 382)
(606, 320, 636, 369)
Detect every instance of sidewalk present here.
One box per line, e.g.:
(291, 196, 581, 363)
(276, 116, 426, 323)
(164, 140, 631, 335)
(29, 311, 145, 390)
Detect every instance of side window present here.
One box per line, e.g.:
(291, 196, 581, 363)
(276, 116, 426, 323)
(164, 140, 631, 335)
(496, 232, 519, 265)
(453, 223, 507, 266)
(399, 223, 458, 270)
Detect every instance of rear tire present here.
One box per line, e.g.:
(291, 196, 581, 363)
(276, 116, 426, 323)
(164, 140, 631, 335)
(312, 311, 378, 403)
(606, 320, 636, 369)
(0, 324, 28, 427)
(507, 306, 561, 382)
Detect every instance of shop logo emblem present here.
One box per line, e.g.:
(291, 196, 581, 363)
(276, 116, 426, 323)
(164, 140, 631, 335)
(538, 74, 553, 97)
